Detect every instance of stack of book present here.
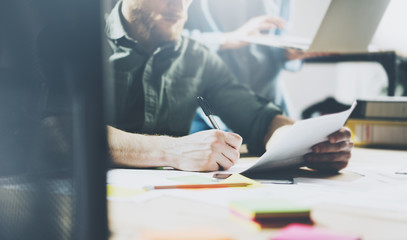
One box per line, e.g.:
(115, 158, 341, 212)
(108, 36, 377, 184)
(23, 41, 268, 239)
(347, 97, 407, 148)
(229, 199, 311, 230)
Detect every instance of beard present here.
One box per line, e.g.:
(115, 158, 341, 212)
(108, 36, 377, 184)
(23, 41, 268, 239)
(150, 20, 185, 44)
(129, 9, 187, 46)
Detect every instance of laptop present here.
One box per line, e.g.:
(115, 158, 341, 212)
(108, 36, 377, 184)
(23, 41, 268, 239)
(239, 0, 391, 53)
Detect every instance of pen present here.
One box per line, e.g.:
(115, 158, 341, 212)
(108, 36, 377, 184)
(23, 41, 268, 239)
(143, 182, 251, 191)
(197, 96, 220, 129)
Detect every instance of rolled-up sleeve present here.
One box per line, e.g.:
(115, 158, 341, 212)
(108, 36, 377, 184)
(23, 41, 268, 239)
(200, 52, 282, 155)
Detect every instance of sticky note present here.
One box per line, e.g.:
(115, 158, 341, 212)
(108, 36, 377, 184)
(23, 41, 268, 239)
(272, 224, 360, 240)
(221, 174, 262, 188)
(107, 184, 145, 198)
(230, 199, 310, 219)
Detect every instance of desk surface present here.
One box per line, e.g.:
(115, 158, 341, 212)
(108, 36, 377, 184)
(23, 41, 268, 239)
(108, 148, 407, 240)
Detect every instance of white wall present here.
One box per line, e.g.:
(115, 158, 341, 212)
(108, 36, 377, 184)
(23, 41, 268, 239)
(281, 63, 388, 120)
(372, 0, 407, 54)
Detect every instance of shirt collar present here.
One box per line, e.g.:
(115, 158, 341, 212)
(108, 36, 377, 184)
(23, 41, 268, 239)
(105, 1, 127, 40)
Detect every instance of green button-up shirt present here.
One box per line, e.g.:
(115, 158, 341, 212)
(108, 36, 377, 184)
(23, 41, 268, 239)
(105, 1, 282, 155)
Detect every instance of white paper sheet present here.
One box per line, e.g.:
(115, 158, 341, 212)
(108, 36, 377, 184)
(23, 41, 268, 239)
(219, 101, 357, 174)
(107, 169, 213, 189)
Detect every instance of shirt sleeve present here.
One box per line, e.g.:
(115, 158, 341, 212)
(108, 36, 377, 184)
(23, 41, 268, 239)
(200, 51, 282, 155)
(266, 0, 303, 72)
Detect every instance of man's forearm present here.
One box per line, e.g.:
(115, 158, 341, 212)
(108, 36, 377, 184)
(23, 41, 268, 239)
(107, 126, 174, 168)
(107, 126, 242, 171)
(264, 115, 295, 149)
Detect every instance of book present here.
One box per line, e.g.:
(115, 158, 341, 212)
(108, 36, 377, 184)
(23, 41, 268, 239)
(229, 199, 311, 229)
(346, 119, 407, 148)
(350, 97, 407, 120)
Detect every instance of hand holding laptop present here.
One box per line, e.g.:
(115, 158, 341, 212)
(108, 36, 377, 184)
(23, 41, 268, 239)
(221, 15, 286, 50)
(238, 0, 391, 54)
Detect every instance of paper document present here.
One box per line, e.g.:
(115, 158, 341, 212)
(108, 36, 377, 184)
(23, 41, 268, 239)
(221, 102, 357, 174)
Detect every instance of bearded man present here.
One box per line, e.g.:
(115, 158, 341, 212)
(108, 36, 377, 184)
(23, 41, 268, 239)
(105, 0, 353, 172)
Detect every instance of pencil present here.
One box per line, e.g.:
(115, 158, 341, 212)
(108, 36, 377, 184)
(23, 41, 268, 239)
(143, 182, 251, 190)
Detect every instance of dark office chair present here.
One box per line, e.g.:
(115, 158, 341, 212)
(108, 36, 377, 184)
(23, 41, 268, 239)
(302, 97, 351, 119)
(0, 1, 108, 239)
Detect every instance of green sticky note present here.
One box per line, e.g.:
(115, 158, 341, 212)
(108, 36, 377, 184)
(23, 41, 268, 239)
(230, 199, 310, 220)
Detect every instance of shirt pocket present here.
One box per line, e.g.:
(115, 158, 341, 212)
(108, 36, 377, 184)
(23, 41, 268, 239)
(112, 71, 132, 120)
(163, 76, 199, 134)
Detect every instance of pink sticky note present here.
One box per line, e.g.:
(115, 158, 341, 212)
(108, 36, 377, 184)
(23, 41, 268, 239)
(272, 224, 360, 240)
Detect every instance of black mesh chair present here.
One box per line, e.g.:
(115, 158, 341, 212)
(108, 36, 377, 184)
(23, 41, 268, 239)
(0, 1, 108, 239)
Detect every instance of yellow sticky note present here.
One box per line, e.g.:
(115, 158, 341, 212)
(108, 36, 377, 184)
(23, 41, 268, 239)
(220, 174, 262, 188)
(107, 184, 145, 198)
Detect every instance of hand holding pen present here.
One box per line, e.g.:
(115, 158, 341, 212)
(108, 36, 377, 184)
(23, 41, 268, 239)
(154, 96, 243, 172)
(197, 96, 220, 130)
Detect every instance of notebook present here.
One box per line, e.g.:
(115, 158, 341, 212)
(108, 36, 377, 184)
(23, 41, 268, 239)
(239, 0, 391, 53)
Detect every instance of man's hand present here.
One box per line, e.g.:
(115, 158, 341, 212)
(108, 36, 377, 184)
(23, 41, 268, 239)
(304, 127, 353, 172)
(264, 118, 353, 172)
(169, 130, 243, 172)
(107, 126, 242, 172)
(221, 15, 285, 50)
(234, 15, 285, 37)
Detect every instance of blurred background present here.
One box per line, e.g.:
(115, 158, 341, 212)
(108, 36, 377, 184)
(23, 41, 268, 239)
(1, 0, 406, 239)
(278, 0, 407, 119)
